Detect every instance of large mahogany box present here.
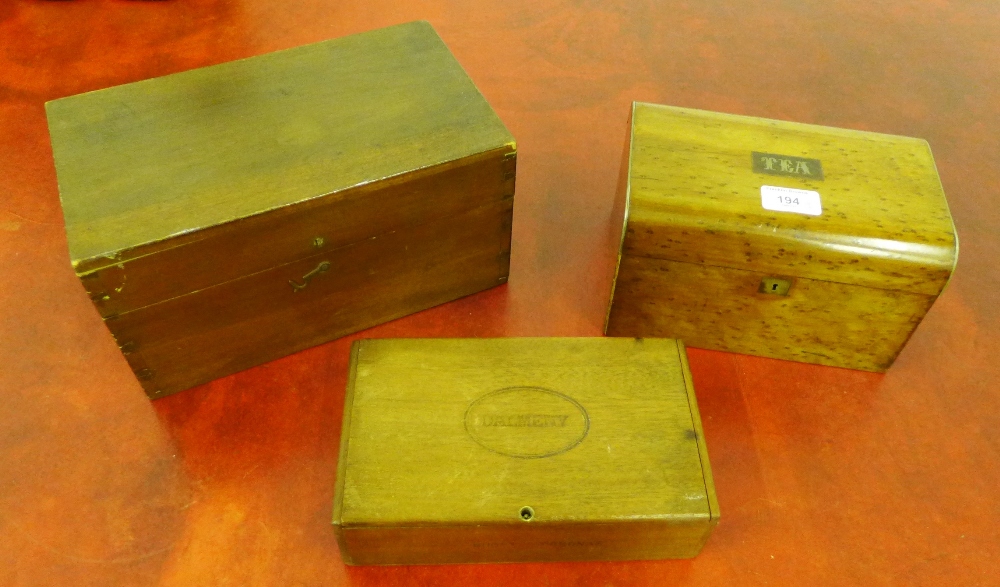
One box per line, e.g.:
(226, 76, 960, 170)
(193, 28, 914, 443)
(332, 337, 719, 565)
(46, 22, 515, 398)
(605, 103, 958, 371)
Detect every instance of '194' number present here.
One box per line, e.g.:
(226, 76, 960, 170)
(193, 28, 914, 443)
(778, 196, 800, 205)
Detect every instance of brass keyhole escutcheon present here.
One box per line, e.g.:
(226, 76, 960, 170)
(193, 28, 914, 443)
(759, 277, 792, 296)
(289, 261, 331, 292)
(519, 506, 534, 521)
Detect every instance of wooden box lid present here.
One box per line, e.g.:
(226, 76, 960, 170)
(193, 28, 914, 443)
(619, 103, 958, 295)
(46, 21, 513, 274)
(333, 337, 719, 564)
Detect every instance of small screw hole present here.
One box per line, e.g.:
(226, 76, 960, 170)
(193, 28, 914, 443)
(519, 506, 534, 521)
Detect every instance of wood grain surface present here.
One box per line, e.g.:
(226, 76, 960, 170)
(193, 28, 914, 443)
(606, 103, 956, 370)
(111, 197, 513, 397)
(333, 338, 717, 564)
(75, 147, 515, 317)
(608, 256, 934, 371)
(2, 1, 999, 586)
(47, 21, 513, 267)
(619, 104, 957, 295)
(45, 22, 516, 397)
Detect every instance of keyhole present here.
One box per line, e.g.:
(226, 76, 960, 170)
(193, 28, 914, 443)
(759, 277, 791, 296)
(519, 506, 534, 521)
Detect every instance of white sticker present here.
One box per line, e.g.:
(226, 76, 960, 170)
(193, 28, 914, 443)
(760, 185, 822, 216)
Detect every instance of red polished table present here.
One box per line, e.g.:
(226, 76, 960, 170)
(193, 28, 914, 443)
(1, 1, 997, 585)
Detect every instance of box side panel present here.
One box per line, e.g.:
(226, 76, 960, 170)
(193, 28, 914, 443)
(676, 342, 720, 522)
(923, 138, 961, 295)
(76, 148, 515, 316)
(602, 105, 634, 334)
(333, 342, 362, 564)
(107, 198, 512, 397)
(339, 519, 714, 565)
(607, 256, 936, 371)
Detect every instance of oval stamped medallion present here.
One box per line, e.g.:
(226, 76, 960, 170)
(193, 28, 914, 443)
(464, 387, 590, 459)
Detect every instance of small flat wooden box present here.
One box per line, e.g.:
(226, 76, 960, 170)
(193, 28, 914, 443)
(333, 338, 719, 565)
(46, 22, 515, 398)
(605, 103, 958, 371)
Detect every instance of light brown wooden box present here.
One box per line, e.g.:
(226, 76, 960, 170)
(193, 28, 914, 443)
(332, 337, 719, 565)
(605, 103, 958, 371)
(46, 22, 515, 398)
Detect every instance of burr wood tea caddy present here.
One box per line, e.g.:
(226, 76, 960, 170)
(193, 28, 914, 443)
(605, 103, 958, 371)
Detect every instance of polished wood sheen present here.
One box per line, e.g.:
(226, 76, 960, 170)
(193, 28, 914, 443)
(606, 103, 958, 371)
(45, 21, 516, 397)
(47, 21, 513, 269)
(333, 338, 719, 565)
(110, 200, 512, 397)
(4, 2, 997, 586)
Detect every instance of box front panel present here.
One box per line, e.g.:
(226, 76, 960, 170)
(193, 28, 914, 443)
(110, 198, 513, 397)
(607, 255, 935, 371)
(337, 519, 715, 565)
(78, 148, 515, 317)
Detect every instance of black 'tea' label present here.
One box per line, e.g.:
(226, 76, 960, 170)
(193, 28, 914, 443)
(751, 151, 824, 180)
